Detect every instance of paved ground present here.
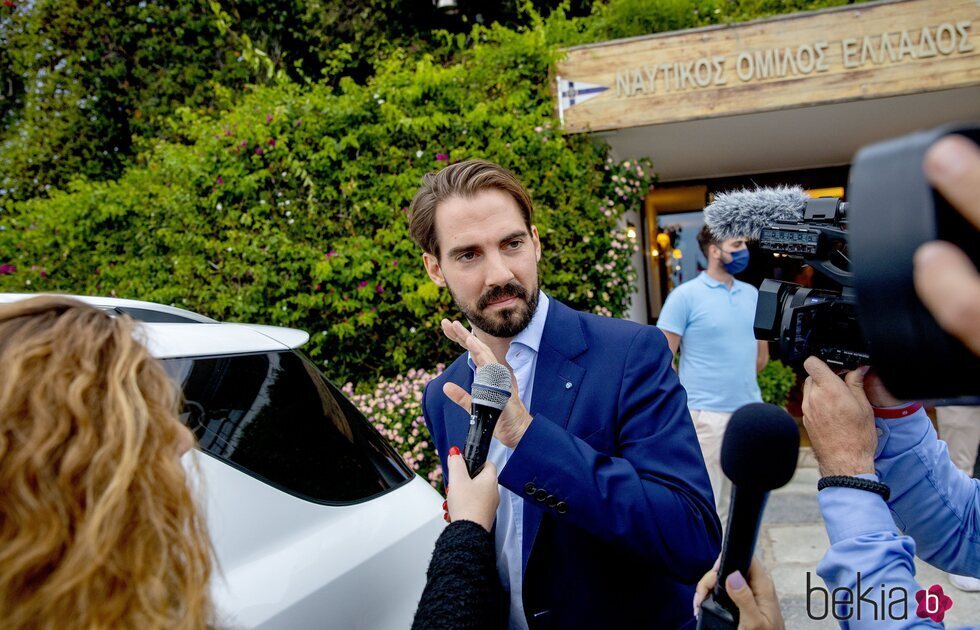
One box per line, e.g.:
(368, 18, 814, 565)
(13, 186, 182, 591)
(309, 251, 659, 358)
(756, 453, 980, 628)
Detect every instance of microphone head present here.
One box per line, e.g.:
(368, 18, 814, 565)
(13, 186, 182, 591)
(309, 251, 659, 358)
(720, 403, 799, 490)
(472, 363, 512, 410)
(704, 186, 809, 241)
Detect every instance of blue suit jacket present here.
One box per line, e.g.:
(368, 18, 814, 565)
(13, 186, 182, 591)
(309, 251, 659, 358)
(423, 297, 722, 628)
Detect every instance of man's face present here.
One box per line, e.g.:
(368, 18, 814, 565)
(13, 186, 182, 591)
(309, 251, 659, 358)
(422, 189, 541, 339)
(712, 237, 747, 264)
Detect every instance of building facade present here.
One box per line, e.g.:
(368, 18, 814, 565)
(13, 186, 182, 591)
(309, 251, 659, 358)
(555, 0, 980, 323)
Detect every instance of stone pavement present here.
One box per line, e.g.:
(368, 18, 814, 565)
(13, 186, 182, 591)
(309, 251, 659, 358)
(756, 453, 980, 628)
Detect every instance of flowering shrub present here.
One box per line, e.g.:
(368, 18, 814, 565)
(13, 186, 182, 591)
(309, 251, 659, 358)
(342, 365, 445, 488)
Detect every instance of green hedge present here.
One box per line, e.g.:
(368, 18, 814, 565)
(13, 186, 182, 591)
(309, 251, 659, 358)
(758, 359, 797, 408)
(0, 22, 651, 386)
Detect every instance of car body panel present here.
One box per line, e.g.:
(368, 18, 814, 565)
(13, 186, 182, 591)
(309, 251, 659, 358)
(0, 292, 218, 323)
(192, 451, 443, 629)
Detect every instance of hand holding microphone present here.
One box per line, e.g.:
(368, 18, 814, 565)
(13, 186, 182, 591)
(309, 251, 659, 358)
(445, 446, 500, 531)
(695, 557, 783, 630)
(697, 403, 799, 629)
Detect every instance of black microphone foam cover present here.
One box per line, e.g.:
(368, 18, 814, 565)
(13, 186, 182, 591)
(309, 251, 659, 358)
(720, 403, 799, 490)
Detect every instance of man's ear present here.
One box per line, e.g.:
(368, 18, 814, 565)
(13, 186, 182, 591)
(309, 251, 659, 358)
(422, 252, 447, 287)
(531, 225, 542, 263)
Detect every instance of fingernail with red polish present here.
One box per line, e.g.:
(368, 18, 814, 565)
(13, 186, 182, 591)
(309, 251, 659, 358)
(726, 570, 746, 591)
(449, 446, 460, 456)
(442, 500, 447, 511)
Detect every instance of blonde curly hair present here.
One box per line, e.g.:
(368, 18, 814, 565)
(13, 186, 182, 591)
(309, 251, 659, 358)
(0, 296, 214, 629)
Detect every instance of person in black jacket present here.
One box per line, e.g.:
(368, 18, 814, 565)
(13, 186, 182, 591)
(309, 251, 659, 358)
(414, 447, 503, 629)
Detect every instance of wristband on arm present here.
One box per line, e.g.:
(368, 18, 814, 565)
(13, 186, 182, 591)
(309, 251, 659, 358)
(818, 475, 891, 501)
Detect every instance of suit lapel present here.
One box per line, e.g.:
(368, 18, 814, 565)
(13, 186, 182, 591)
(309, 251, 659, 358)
(522, 298, 588, 573)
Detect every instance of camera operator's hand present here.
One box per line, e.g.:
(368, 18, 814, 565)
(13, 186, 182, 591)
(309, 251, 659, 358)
(802, 357, 877, 477)
(917, 135, 980, 356)
(694, 557, 784, 630)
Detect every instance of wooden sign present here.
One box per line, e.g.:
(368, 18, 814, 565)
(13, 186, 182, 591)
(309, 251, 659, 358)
(556, 0, 980, 133)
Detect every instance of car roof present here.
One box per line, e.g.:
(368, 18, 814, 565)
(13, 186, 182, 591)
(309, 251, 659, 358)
(0, 293, 310, 358)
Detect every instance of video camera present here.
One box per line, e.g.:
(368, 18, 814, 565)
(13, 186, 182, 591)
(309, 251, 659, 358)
(707, 123, 979, 400)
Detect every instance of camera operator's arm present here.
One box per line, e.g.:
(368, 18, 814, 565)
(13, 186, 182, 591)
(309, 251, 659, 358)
(756, 341, 769, 374)
(916, 135, 980, 356)
(874, 406, 980, 577)
(802, 358, 942, 627)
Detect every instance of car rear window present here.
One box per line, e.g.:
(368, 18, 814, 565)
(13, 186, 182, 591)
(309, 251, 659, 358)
(162, 351, 413, 504)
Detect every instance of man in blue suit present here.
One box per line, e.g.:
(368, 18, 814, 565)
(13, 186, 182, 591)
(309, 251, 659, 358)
(408, 159, 721, 628)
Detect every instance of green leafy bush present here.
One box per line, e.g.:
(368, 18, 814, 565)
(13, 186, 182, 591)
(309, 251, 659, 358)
(757, 359, 797, 408)
(0, 21, 650, 387)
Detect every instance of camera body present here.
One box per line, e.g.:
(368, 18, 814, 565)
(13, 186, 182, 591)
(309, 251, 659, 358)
(753, 123, 979, 399)
(754, 198, 868, 369)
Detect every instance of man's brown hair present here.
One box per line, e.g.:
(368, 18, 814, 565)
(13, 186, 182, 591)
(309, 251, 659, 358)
(697, 224, 720, 259)
(408, 159, 534, 258)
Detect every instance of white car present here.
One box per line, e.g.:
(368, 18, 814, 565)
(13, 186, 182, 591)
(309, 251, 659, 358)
(0, 293, 445, 629)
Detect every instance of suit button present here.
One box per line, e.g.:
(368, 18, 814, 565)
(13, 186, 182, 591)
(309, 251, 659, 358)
(556, 501, 568, 514)
(534, 489, 547, 502)
(546, 495, 557, 508)
(524, 482, 536, 496)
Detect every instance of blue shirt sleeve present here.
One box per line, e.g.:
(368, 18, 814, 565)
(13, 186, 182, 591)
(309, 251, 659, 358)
(876, 409, 980, 576)
(817, 480, 941, 629)
(656, 286, 689, 336)
(816, 406, 980, 629)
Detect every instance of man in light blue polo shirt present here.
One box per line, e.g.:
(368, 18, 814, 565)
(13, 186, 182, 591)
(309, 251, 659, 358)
(658, 225, 768, 524)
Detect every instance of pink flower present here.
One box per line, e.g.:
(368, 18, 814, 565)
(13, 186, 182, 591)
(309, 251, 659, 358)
(435, 153, 449, 161)
(254, 147, 263, 155)
(266, 114, 274, 123)
(267, 138, 276, 147)
(375, 283, 384, 295)
(358, 280, 368, 289)
(326, 250, 337, 258)
(0, 264, 16, 275)
(216, 176, 224, 185)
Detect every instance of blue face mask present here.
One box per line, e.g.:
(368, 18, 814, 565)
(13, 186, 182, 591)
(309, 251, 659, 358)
(723, 249, 749, 275)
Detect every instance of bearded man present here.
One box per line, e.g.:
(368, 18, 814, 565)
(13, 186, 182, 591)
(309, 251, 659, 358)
(409, 159, 720, 629)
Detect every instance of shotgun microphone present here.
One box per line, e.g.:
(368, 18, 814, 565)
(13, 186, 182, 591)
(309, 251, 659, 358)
(463, 363, 512, 477)
(697, 403, 800, 630)
(703, 186, 810, 241)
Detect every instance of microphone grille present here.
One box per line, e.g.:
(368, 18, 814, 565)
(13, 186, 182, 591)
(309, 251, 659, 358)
(720, 403, 799, 490)
(472, 363, 512, 410)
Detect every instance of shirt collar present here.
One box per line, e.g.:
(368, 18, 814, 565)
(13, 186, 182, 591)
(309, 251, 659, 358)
(467, 291, 549, 371)
(698, 271, 740, 292)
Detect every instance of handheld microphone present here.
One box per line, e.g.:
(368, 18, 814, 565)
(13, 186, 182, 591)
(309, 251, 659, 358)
(463, 363, 512, 477)
(697, 403, 799, 630)
(703, 185, 810, 241)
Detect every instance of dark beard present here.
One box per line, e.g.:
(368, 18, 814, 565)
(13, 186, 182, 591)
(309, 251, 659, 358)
(450, 281, 539, 339)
